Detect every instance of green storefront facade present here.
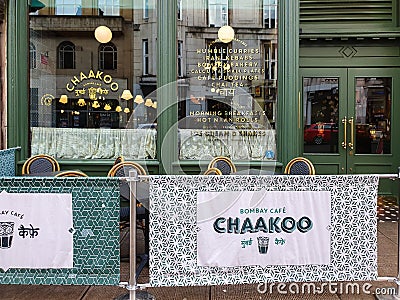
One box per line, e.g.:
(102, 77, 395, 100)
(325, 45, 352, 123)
(4, 1, 400, 194)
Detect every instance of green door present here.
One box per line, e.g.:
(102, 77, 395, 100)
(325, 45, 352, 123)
(300, 68, 399, 186)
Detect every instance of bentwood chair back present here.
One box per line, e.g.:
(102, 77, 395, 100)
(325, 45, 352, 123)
(208, 156, 237, 175)
(107, 161, 148, 225)
(284, 157, 316, 175)
(55, 170, 88, 177)
(204, 167, 222, 175)
(113, 155, 125, 166)
(22, 154, 60, 175)
(107, 161, 147, 177)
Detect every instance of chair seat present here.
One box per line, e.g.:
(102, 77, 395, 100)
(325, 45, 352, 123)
(284, 157, 315, 175)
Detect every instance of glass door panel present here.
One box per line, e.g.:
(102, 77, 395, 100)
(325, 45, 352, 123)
(355, 77, 391, 155)
(303, 77, 339, 154)
(301, 68, 398, 177)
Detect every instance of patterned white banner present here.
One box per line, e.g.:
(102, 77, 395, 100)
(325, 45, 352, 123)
(149, 175, 379, 287)
(0, 192, 73, 271)
(197, 190, 331, 267)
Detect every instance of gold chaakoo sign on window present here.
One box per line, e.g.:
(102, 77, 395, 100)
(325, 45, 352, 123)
(65, 69, 119, 95)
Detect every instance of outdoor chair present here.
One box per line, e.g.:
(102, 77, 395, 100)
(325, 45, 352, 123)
(208, 156, 237, 175)
(204, 167, 222, 175)
(107, 161, 148, 230)
(284, 157, 316, 175)
(22, 154, 60, 175)
(107, 161, 146, 177)
(107, 161, 149, 272)
(54, 170, 88, 177)
(113, 155, 125, 165)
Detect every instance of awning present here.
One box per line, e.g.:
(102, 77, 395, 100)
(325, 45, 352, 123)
(30, 0, 45, 13)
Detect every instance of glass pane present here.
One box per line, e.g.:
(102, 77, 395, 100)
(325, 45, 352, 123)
(29, 2, 157, 160)
(303, 77, 339, 154)
(355, 77, 391, 154)
(177, 1, 278, 161)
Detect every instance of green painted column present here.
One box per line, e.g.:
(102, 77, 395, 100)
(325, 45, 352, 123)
(157, 0, 177, 174)
(277, 0, 300, 165)
(7, 0, 29, 161)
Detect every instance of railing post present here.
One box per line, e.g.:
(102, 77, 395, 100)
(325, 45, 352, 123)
(376, 168, 400, 299)
(128, 170, 138, 300)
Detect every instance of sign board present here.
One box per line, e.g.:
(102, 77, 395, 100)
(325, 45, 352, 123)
(149, 175, 378, 287)
(0, 177, 120, 285)
(197, 190, 331, 267)
(0, 192, 73, 271)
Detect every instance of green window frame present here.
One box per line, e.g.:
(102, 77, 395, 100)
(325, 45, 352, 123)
(8, 0, 299, 174)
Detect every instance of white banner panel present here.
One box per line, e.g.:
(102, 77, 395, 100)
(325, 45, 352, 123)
(149, 175, 379, 287)
(0, 192, 73, 271)
(197, 190, 331, 267)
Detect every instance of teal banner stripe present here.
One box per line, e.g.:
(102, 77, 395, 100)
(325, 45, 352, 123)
(0, 177, 120, 285)
(0, 148, 18, 176)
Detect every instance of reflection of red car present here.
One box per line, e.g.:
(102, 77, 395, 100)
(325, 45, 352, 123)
(304, 123, 338, 145)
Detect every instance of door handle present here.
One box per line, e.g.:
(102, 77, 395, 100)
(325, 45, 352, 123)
(348, 117, 354, 150)
(341, 117, 347, 149)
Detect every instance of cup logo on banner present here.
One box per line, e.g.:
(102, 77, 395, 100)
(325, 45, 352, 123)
(257, 236, 269, 254)
(197, 190, 331, 267)
(0, 192, 73, 271)
(0, 222, 15, 249)
(0, 221, 41, 249)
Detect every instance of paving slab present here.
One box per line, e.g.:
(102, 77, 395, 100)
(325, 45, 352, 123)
(0, 285, 88, 300)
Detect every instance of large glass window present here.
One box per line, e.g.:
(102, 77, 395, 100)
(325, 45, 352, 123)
(57, 41, 75, 69)
(30, 42, 37, 69)
(99, 0, 120, 16)
(355, 77, 391, 154)
(263, 0, 277, 29)
(178, 40, 184, 78)
(143, 39, 149, 75)
(208, 0, 228, 27)
(29, 1, 277, 162)
(55, 0, 82, 15)
(99, 43, 117, 70)
(177, 0, 183, 21)
(303, 78, 339, 154)
(178, 1, 278, 161)
(143, 0, 149, 19)
(29, 2, 157, 160)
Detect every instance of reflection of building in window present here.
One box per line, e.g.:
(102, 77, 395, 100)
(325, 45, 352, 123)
(178, 40, 184, 77)
(264, 41, 277, 81)
(263, 0, 277, 29)
(55, 0, 82, 15)
(208, 0, 228, 27)
(264, 41, 278, 126)
(58, 41, 76, 69)
(30, 42, 37, 69)
(30, 88, 39, 127)
(207, 41, 229, 80)
(143, 39, 149, 75)
(98, 0, 120, 16)
(99, 43, 117, 70)
(56, 98, 120, 128)
(143, 0, 149, 19)
(177, 0, 183, 20)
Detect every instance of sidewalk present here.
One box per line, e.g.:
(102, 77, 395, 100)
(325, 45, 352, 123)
(0, 220, 398, 300)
